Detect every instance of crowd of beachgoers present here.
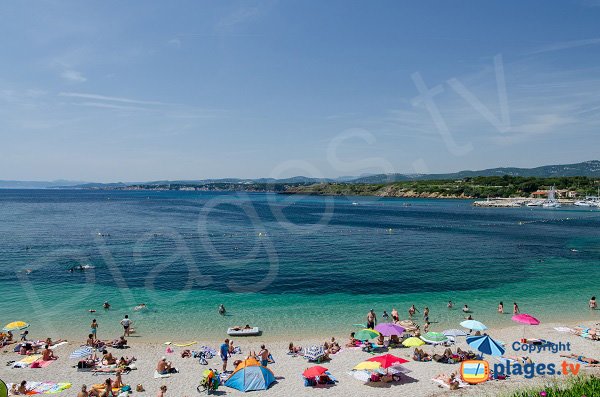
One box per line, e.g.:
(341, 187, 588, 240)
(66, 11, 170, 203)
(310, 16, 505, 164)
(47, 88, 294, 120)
(1, 299, 599, 397)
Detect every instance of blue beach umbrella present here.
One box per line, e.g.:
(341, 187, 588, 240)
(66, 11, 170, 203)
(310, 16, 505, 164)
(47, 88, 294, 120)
(225, 364, 275, 392)
(466, 335, 505, 357)
(69, 346, 94, 359)
(460, 320, 487, 332)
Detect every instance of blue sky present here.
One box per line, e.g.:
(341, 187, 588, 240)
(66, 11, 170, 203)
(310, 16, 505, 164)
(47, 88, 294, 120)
(1, 0, 600, 181)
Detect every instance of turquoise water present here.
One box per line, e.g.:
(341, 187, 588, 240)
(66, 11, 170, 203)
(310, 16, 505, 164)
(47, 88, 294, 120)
(1, 190, 599, 340)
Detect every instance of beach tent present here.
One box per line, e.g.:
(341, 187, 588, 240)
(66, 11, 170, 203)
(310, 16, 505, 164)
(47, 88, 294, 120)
(225, 360, 275, 392)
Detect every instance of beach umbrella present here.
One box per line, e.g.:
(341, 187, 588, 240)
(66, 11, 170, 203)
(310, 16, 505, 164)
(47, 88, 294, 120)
(69, 346, 94, 359)
(512, 313, 540, 325)
(302, 365, 328, 378)
(512, 313, 540, 339)
(354, 361, 382, 371)
(304, 345, 325, 362)
(466, 335, 505, 357)
(420, 332, 448, 345)
(460, 320, 487, 331)
(401, 337, 425, 347)
(354, 329, 380, 341)
(1, 379, 7, 397)
(442, 329, 468, 338)
(225, 362, 275, 392)
(374, 323, 405, 337)
(367, 354, 409, 368)
(3, 321, 29, 332)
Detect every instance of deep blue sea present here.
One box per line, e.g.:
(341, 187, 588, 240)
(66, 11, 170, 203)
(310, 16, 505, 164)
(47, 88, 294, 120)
(1, 190, 599, 340)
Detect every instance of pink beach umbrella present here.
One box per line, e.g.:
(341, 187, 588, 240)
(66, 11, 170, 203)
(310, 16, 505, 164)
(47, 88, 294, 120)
(512, 313, 540, 340)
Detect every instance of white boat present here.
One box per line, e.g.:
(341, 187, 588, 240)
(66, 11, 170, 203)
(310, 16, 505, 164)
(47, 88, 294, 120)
(574, 200, 593, 207)
(542, 201, 561, 208)
(542, 186, 561, 208)
(227, 326, 261, 336)
(526, 200, 544, 207)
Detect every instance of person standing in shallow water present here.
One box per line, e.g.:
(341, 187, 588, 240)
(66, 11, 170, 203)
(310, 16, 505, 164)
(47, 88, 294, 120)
(589, 296, 597, 309)
(513, 302, 520, 314)
(366, 310, 376, 329)
(498, 302, 504, 314)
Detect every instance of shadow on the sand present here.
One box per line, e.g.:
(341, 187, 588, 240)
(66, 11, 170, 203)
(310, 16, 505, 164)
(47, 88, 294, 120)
(364, 375, 419, 388)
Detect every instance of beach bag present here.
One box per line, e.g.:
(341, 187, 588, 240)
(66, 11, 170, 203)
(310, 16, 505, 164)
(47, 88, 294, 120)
(136, 384, 144, 392)
(30, 361, 42, 368)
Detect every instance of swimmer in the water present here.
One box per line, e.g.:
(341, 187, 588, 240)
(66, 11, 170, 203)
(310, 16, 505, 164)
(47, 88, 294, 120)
(103, 301, 111, 310)
(219, 304, 226, 316)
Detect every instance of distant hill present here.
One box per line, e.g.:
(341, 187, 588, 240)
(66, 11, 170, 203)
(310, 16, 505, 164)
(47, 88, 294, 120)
(2, 161, 599, 189)
(0, 179, 85, 189)
(350, 160, 600, 183)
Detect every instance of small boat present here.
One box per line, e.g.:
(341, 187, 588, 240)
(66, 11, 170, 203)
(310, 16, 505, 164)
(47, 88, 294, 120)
(574, 200, 593, 207)
(526, 200, 544, 207)
(227, 326, 260, 336)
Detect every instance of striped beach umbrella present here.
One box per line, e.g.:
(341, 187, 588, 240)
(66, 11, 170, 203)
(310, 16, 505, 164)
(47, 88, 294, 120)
(69, 346, 94, 359)
(420, 332, 448, 345)
(466, 335, 505, 356)
(304, 345, 325, 362)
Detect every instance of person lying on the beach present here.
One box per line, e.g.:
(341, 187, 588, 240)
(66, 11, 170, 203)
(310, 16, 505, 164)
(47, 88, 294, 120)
(413, 348, 432, 362)
(111, 336, 127, 348)
(506, 355, 533, 364)
(44, 337, 66, 347)
(288, 342, 303, 355)
(118, 356, 136, 367)
(433, 373, 460, 390)
(560, 353, 599, 364)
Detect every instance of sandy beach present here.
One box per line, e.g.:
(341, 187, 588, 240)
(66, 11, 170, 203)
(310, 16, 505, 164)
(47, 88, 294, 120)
(2, 321, 599, 397)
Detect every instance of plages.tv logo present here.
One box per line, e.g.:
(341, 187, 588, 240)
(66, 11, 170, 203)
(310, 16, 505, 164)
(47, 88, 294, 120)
(460, 360, 489, 384)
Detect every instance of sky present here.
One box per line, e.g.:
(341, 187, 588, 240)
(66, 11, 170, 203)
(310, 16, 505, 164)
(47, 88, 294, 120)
(1, 0, 600, 182)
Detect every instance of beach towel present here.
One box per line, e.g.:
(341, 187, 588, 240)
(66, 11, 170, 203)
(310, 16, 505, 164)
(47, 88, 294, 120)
(554, 327, 573, 333)
(431, 377, 469, 389)
(154, 371, 170, 378)
(49, 342, 68, 350)
(11, 354, 42, 368)
(31, 359, 55, 368)
(7, 382, 71, 394)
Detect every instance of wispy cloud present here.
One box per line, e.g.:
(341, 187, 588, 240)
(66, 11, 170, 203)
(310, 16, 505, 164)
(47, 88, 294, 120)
(60, 70, 87, 83)
(168, 38, 182, 48)
(77, 102, 151, 112)
(530, 38, 600, 54)
(59, 92, 166, 106)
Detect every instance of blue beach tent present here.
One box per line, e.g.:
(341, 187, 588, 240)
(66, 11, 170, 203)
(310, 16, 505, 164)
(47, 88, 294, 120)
(225, 360, 276, 392)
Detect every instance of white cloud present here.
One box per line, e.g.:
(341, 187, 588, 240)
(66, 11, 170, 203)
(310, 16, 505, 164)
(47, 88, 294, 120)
(530, 38, 600, 54)
(168, 38, 182, 48)
(60, 70, 87, 83)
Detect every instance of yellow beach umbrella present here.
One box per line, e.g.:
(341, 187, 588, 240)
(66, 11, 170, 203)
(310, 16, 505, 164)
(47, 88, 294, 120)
(402, 337, 425, 347)
(353, 361, 381, 371)
(3, 321, 29, 332)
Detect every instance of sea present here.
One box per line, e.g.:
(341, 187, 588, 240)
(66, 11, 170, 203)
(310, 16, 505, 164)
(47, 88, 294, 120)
(0, 189, 598, 341)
